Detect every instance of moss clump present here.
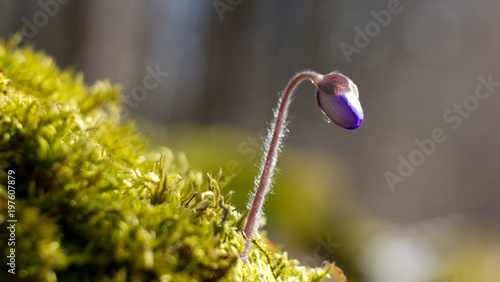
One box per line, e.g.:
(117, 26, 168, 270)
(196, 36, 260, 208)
(0, 35, 340, 281)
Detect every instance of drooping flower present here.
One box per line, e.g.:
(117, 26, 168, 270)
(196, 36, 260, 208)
(315, 72, 363, 130)
(241, 70, 362, 264)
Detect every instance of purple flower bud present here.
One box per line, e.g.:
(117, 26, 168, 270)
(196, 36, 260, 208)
(241, 70, 363, 263)
(315, 72, 363, 130)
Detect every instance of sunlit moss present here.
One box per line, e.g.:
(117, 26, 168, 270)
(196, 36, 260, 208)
(0, 35, 341, 281)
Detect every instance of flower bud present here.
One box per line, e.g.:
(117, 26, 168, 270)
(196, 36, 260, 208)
(315, 72, 363, 130)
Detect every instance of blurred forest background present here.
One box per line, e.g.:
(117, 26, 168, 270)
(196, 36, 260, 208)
(2, 1, 500, 281)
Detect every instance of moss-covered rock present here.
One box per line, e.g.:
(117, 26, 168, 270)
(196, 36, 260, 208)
(0, 35, 343, 281)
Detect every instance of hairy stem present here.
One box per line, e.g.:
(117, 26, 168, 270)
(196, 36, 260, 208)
(241, 71, 322, 262)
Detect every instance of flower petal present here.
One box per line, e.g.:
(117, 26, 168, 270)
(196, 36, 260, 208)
(316, 89, 363, 130)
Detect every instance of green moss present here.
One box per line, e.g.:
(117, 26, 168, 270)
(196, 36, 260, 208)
(0, 35, 340, 281)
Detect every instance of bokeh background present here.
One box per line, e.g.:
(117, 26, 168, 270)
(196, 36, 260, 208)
(2, 1, 500, 281)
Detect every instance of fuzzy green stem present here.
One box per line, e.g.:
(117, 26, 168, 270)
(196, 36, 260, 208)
(241, 71, 323, 262)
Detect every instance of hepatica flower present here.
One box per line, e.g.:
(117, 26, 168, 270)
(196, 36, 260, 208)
(241, 70, 362, 277)
(316, 72, 364, 129)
